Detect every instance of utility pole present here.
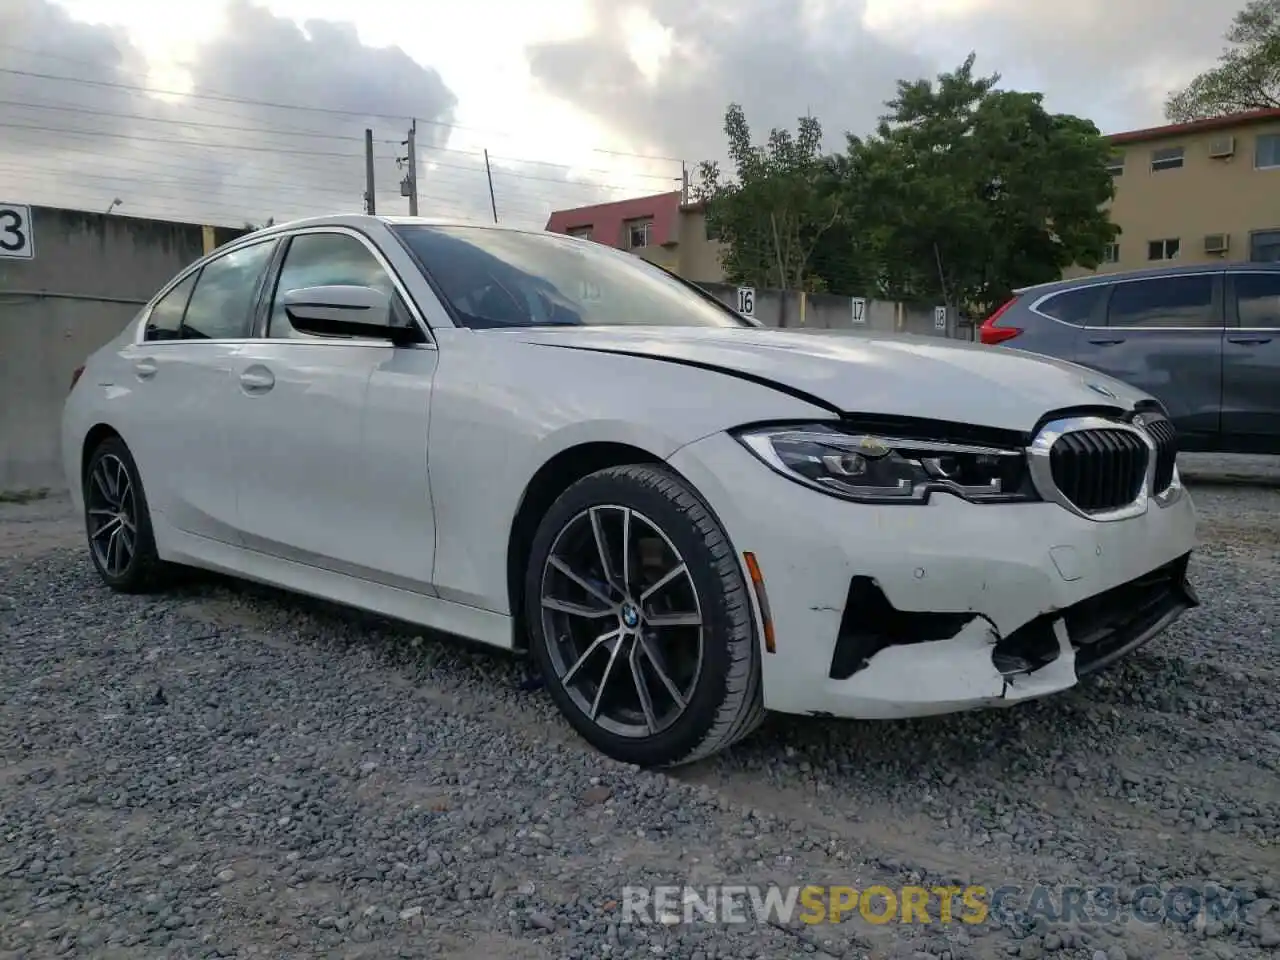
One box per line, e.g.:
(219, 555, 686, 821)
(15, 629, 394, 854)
(483, 149, 498, 223)
(363, 129, 376, 214)
(399, 120, 419, 215)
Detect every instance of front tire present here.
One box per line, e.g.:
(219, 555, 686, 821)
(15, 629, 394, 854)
(525, 464, 765, 767)
(83, 436, 171, 593)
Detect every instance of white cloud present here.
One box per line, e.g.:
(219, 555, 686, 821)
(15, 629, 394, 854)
(0, 0, 1249, 231)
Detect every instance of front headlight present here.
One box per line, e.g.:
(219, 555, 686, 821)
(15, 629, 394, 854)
(734, 423, 1035, 505)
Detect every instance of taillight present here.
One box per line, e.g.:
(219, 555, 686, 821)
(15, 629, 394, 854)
(979, 297, 1023, 345)
(70, 365, 85, 391)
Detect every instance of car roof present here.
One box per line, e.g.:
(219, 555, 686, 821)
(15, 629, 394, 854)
(1014, 260, 1280, 297)
(243, 213, 550, 241)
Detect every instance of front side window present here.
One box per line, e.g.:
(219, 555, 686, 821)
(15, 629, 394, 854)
(143, 272, 197, 341)
(1106, 275, 1217, 329)
(391, 224, 752, 330)
(180, 240, 277, 340)
(1233, 272, 1280, 327)
(269, 232, 398, 338)
(1255, 134, 1280, 169)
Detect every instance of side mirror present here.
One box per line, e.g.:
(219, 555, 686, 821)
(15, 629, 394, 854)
(283, 285, 410, 341)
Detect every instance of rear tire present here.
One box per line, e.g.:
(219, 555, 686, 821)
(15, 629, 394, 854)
(83, 436, 172, 593)
(525, 464, 766, 767)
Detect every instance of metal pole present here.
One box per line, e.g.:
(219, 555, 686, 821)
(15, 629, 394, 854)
(406, 120, 419, 216)
(364, 129, 376, 214)
(483, 149, 498, 223)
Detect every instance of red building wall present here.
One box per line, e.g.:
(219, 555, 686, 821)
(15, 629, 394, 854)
(545, 191, 682, 248)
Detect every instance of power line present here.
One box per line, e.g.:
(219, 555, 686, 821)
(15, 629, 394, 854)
(0, 96, 682, 185)
(0, 134, 598, 228)
(0, 117, 675, 194)
(0, 62, 687, 165)
(0, 130, 615, 216)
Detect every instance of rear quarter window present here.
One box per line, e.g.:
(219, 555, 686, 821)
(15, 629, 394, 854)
(1035, 285, 1104, 326)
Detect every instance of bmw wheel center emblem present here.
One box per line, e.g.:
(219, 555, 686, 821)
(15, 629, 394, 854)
(621, 603, 640, 629)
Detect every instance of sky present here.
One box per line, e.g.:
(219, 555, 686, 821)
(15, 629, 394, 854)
(0, 0, 1244, 229)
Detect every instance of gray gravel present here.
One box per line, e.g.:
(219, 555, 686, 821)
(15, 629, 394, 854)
(1, 465, 1278, 959)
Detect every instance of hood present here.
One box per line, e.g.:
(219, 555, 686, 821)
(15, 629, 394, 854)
(509, 325, 1150, 433)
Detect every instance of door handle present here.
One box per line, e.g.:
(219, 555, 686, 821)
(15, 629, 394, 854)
(239, 366, 275, 394)
(1088, 338, 1126, 346)
(1227, 335, 1272, 345)
(134, 358, 157, 380)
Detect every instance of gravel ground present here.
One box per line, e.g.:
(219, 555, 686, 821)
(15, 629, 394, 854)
(1, 457, 1278, 960)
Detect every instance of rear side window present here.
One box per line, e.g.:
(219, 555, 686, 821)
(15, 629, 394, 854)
(1233, 273, 1280, 328)
(1106, 275, 1217, 329)
(143, 272, 197, 341)
(1036, 285, 1103, 326)
(181, 240, 277, 340)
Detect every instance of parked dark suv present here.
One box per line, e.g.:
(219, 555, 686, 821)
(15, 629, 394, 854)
(980, 262, 1280, 455)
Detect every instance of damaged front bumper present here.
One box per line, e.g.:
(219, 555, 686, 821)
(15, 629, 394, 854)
(667, 431, 1200, 721)
(824, 554, 1199, 717)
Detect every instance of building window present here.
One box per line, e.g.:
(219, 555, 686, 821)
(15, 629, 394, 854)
(1150, 147, 1184, 172)
(567, 226, 592, 240)
(1255, 134, 1280, 169)
(1147, 238, 1180, 261)
(1250, 229, 1280, 262)
(1103, 242, 1119, 263)
(626, 219, 653, 249)
(1105, 153, 1125, 176)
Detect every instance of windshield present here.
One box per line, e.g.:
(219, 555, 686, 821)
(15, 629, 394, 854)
(392, 224, 752, 330)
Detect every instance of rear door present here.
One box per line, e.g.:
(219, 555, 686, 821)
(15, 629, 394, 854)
(1222, 270, 1280, 450)
(1072, 273, 1223, 446)
(123, 238, 278, 544)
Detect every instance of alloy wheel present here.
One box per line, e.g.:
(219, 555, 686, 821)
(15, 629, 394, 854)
(87, 453, 137, 577)
(539, 504, 704, 738)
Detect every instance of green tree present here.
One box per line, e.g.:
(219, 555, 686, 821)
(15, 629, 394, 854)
(694, 104, 842, 293)
(1166, 0, 1280, 121)
(848, 54, 1118, 316)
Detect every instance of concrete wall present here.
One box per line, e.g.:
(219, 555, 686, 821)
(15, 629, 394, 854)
(0, 206, 245, 490)
(696, 281, 971, 339)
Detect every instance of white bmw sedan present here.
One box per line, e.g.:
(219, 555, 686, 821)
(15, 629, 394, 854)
(62, 215, 1199, 767)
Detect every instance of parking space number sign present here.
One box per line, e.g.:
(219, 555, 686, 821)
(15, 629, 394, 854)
(851, 297, 866, 324)
(934, 305, 947, 331)
(737, 286, 755, 318)
(0, 203, 34, 259)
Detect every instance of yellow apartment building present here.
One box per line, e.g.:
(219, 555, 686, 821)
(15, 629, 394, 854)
(550, 110, 1280, 285)
(1078, 108, 1280, 275)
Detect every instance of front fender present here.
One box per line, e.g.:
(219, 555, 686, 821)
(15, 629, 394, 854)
(425, 329, 832, 615)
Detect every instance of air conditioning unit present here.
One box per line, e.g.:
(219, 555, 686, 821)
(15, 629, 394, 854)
(1208, 136, 1236, 158)
(1204, 233, 1230, 254)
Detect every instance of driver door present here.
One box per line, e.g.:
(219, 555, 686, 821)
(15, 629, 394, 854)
(230, 228, 440, 593)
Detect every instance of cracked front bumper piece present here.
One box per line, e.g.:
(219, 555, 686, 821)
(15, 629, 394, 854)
(667, 431, 1200, 720)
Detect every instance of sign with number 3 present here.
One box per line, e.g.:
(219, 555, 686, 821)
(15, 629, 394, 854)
(0, 203, 35, 260)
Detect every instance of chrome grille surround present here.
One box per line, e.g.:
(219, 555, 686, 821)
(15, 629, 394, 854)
(1027, 415, 1158, 522)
